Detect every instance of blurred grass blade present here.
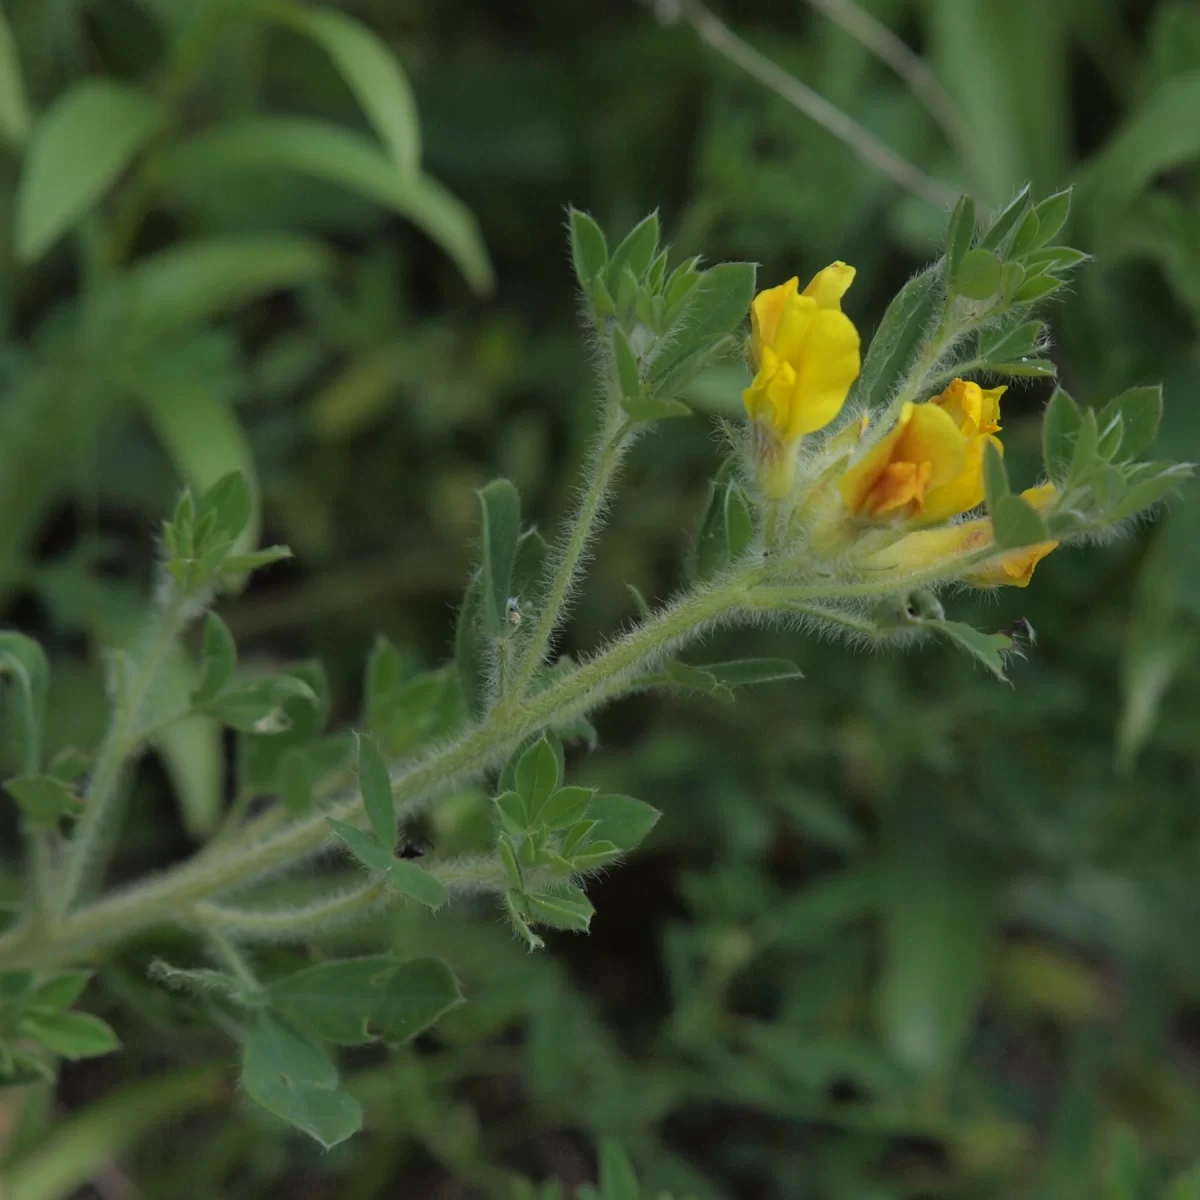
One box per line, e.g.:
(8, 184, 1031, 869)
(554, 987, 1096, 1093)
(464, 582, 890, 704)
(118, 365, 260, 563)
(119, 235, 333, 340)
(158, 118, 493, 292)
(16, 81, 164, 262)
(0, 1067, 223, 1200)
(0, 7, 30, 147)
(263, 1, 421, 174)
(1082, 70, 1200, 233)
(875, 797, 998, 1075)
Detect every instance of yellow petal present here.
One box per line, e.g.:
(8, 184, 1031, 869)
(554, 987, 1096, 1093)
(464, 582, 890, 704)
(897, 403, 969, 491)
(784, 308, 861, 437)
(967, 541, 1059, 588)
(933, 378, 1005, 437)
(858, 520, 991, 573)
(801, 261, 856, 311)
(920, 433, 1000, 524)
(1022, 482, 1057, 510)
(771, 293, 819, 365)
(750, 276, 799, 359)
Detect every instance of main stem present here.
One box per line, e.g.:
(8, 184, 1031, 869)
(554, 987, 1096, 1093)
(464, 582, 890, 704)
(0, 574, 751, 969)
(506, 419, 628, 703)
(54, 590, 189, 919)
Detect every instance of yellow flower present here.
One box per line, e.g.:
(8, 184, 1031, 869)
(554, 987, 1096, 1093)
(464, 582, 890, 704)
(857, 485, 1059, 588)
(743, 263, 861, 498)
(838, 401, 968, 520)
(839, 378, 1009, 525)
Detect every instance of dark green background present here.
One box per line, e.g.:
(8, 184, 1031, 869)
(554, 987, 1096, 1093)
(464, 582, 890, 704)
(2, 0, 1200, 1196)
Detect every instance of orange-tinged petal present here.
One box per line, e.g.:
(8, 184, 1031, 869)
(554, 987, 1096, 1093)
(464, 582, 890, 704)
(839, 407, 910, 513)
(968, 541, 1059, 588)
(801, 261, 856, 310)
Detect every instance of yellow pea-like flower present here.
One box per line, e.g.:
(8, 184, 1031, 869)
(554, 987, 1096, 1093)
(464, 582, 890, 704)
(857, 485, 1059, 587)
(838, 401, 968, 521)
(839, 378, 1008, 524)
(743, 263, 861, 498)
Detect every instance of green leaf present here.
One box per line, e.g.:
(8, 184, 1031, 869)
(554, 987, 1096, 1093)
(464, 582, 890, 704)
(326, 818, 394, 873)
(1068, 409, 1101, 484)
(955, 248, 1003, 299)
(268, 3, 421, 174)
(875, 799, 998, 1074)
(526, 885, 594, 933)
(612, 326, 641, 401)
(698, 659, 803, 688)
(4, 775, 82, 827)
(159, 117, 493, 293)
(1110, 462, 1192, 522)
(512, 528, 548, 611)
(991, 494, 1049, 550)
(1009, 207, 1040, 256)
(356, 733, 395, 849)
(987, 358, 1056, 378)
(386, 859, 448, 910)
(599, 1140, 640, 1200)
(982, 440, 1011, 512)
(17, 1009, 120, 1059)
(979, 319, 1044, 361)
(979, 184, 1032, 252)
(619, 394, 691, 424)
(1096, 385, 1162, 462)
(539, 786, 594, 830)
(944, 194, 975, 282)
(455, 572, 489, 721)
(568, 207, 608, 294)
(0, 632, 48, 773)
(1030, 188, 1072, 246)
(16, 80, 164, 261)
(695, 467, 755, 583)
(494, 789, 528, 836)
(929, 620, 1013, 682)
(1013, 274, 1061, 303)
(605, 212, 659, 290)
(206, 675, 318, 734)
(193, 613, 236, 706)
(219, 547, 293, 576)
(514, 734, 561, 822)
(195, 472, 253, 547)
(118, 235, 333, 340)
(855, 265, 939, 411)
(1043, 387, 1082, 483)
(269, 955, 462, 1046)
(242, 1014, 362, 1149)
(0, 9, 30, 147)
(477, 479, 521, 636)
(30, 971, 91, 1011)
(587, 794, 660, 853)
(566, 840, 621, 872)
(646, 262, 756, 391)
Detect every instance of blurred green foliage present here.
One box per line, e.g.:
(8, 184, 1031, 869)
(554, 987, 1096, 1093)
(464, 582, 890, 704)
(2, 0, 1200, 1197)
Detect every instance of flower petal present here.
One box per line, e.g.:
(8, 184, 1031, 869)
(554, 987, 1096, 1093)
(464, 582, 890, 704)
(785, 308, 861, 437)
(801, 261, 856, 311)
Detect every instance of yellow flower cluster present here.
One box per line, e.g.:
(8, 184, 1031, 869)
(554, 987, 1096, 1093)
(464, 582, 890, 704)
(742, 268, 1057, 587)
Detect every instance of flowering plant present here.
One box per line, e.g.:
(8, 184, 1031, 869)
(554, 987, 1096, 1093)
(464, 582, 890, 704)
(0, 190, 1188, 1148)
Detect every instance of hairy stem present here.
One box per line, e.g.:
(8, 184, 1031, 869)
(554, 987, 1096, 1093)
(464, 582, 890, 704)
(506, 418, 630, 702)
(193, 856, 515, 942)
(54, 589, 190, 919)
(0, 573, 753, 969)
